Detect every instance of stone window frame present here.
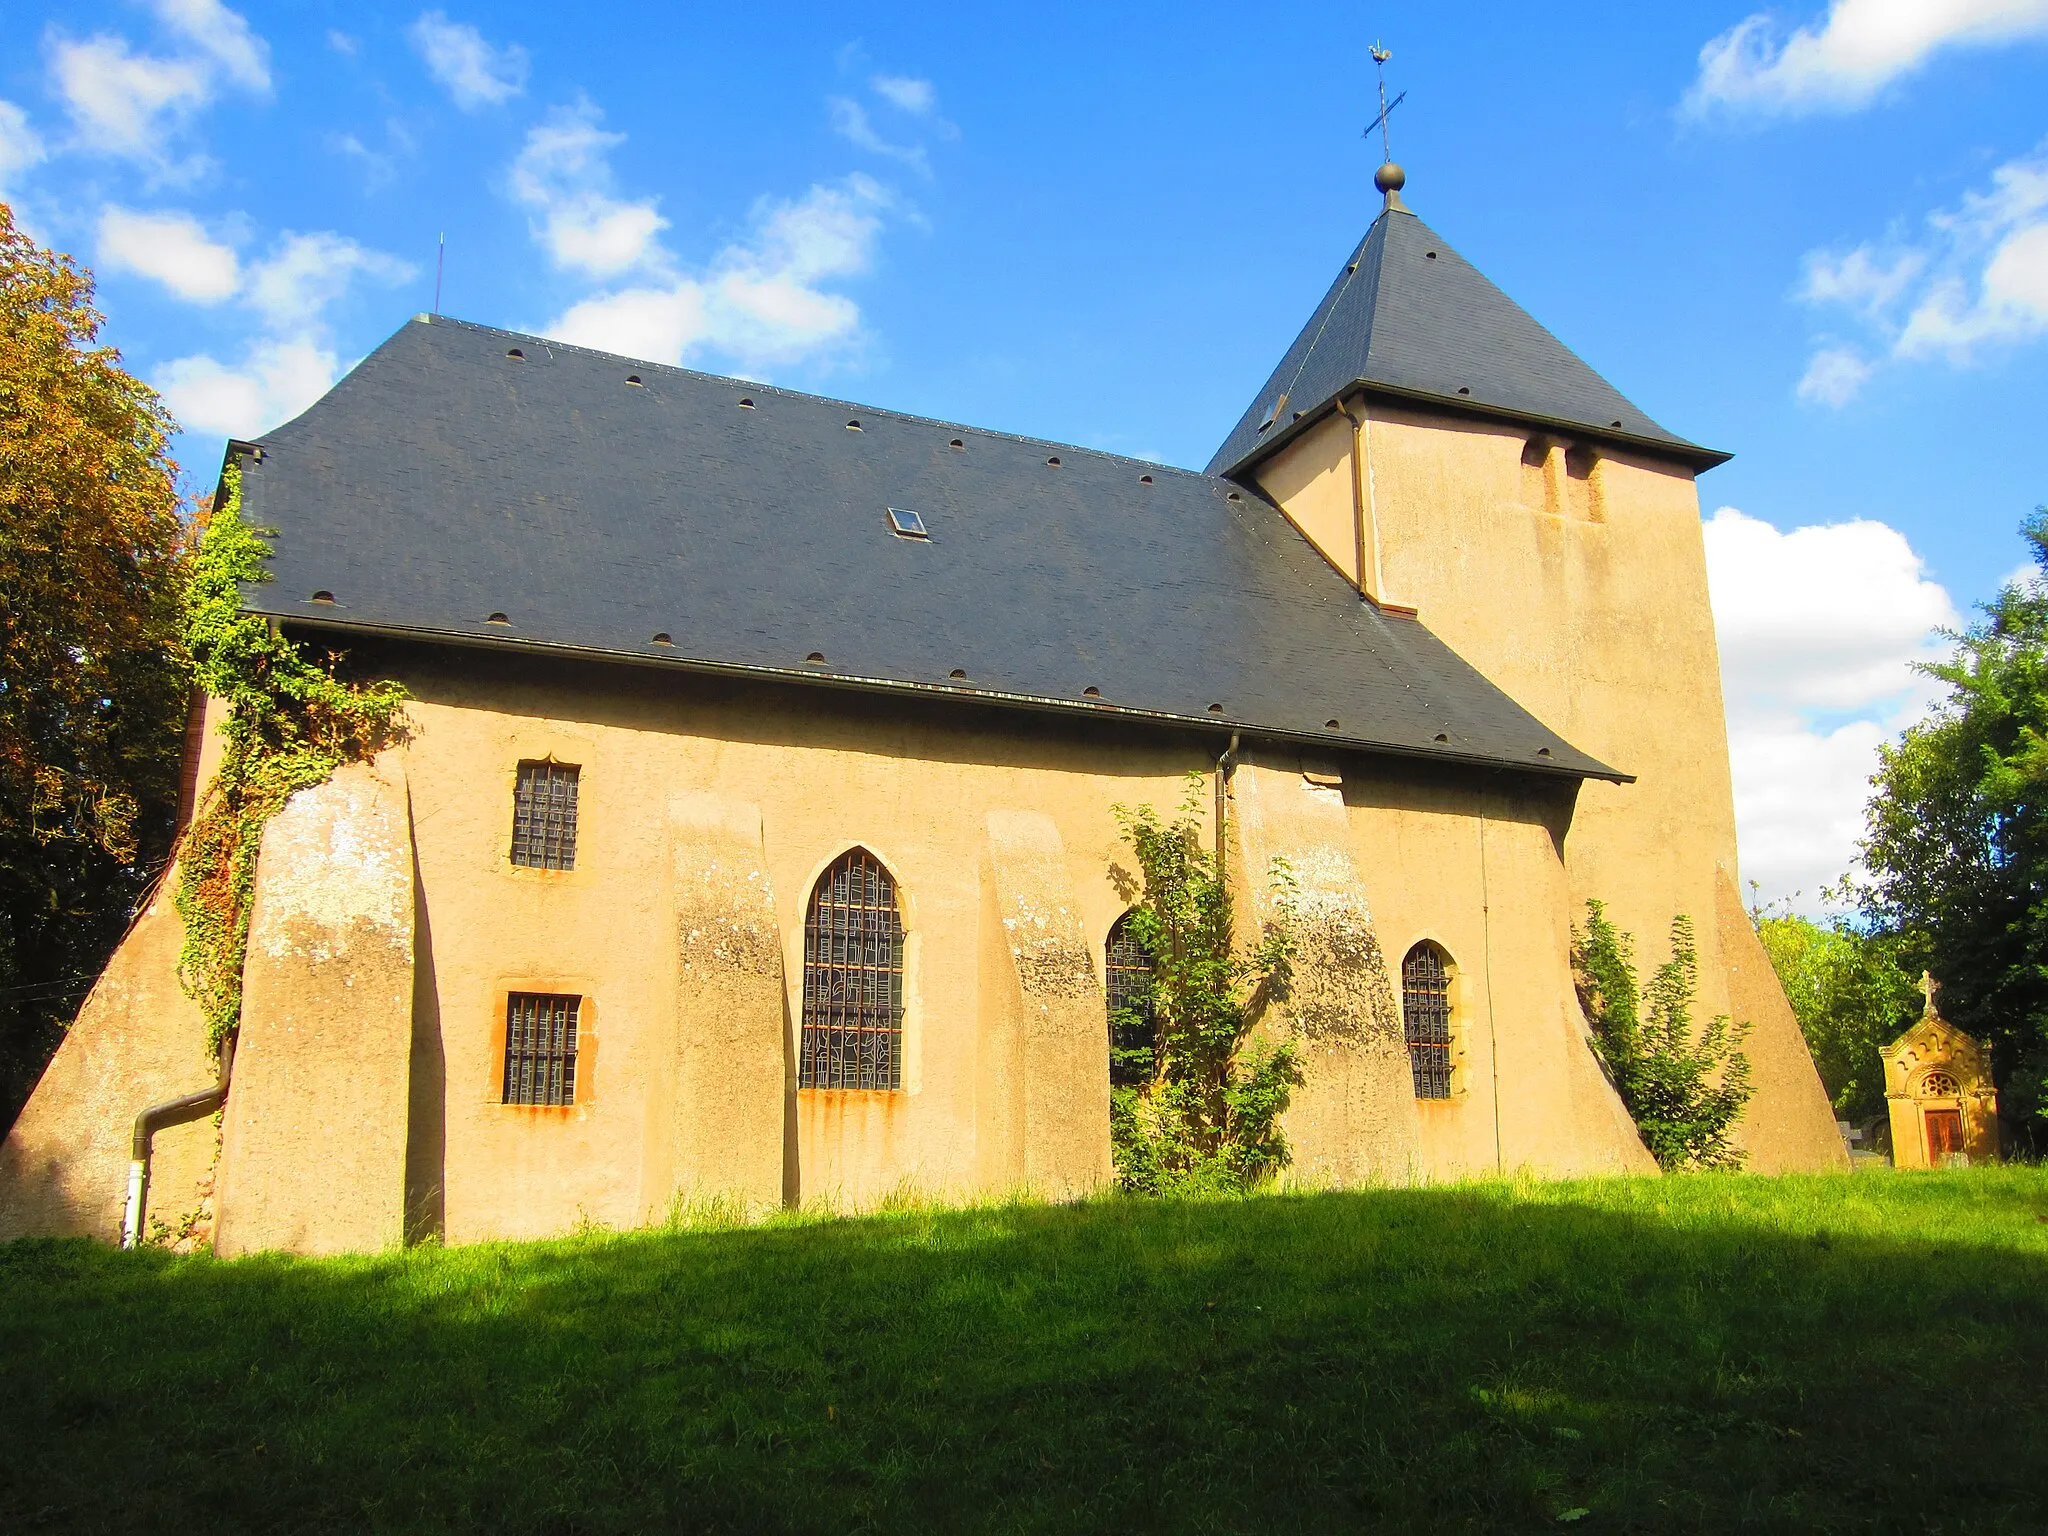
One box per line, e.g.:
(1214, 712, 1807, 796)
(485, 982, 599, 1113)
(509, 757, 581, 871)
(1399, 939, 1462, 1101)
(796, 845, 913, 1093)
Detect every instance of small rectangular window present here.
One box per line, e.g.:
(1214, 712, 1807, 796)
(503, 992, 579, 1105)
(511, 761, 579, 869)
(885, 507, 928, 539)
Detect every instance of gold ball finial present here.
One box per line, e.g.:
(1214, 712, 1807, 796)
(1374, 162, 1406, 195)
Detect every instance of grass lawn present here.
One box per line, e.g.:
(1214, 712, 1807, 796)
(3, 1169, 2046, 1533)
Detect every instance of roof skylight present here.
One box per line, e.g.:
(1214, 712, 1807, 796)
(886, 507, 929, 539)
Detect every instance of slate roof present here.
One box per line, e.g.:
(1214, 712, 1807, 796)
(231, 315, 1623, 783)
(1207, 201, 1727, 479)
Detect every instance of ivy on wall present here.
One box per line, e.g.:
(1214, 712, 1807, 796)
(1573, 901, 1753, 1171)
(1109, 774, 1300, 1194)
(173, 461, 409, 1051)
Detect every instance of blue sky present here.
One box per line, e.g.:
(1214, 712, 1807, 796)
(2, 1, 2045, 904)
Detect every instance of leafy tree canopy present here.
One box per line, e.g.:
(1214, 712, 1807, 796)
(1752, 900, 1919, 1126)
(1850, 509, 2048, 1128)
(0, 201, 189, 1126)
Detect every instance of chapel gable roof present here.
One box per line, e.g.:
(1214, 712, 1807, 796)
(228, 315, 1622, 783)
(1205, 201, 1726, 480)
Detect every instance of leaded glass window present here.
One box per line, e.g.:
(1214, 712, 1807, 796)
(511, 760, 579, 870)
(503, 992, 579, 1105)
(800, 849, 906, 1090)
(1402, 943, 1452, 1099)
(1105, 911, 1157, 1087)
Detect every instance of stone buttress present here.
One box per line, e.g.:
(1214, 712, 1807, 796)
(213, 757, 417, 1257)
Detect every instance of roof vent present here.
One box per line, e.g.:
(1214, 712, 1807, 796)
(1425, 251, 1438, 260)
(651, 632, 672, 645)
(1207, 703, 1225, 714)
(1434, 732, 1449, 743)
(1083, 686, 1101, 698)
(1325, 718, 1340, 730)
(806, 651, 826, 664)
(739, 397, 755, 408)
(1226, 491, 1242, 501)
(1457, 386, 1471, 396)
(1139, 474, 1153, 484)
(846, 419, 863, 431)
(486, 612, 510, 625)
(1537, 746, 1553, 757)
(506, 348, 524, 360)
(626, 375, 643, 386)
(886, 507, 929, 539)
(1610, 419, 1623, 428)
(310, 590, 335, 603)
(949, 438, 964, 449)
(1046, 456, 1061, 467)
(949, 668, 967, 680)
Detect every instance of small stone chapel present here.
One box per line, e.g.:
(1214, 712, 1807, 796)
(0, 164, 1848, 1255)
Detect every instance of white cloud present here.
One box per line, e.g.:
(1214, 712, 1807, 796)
(143, 224, 413, 441)
(149, 0, 270, 92)
(1796, 141, 2048, 398)
(1796, 346, 1875, 405)
(509, 101, 668, 277)
(1799, 245, 1925, 314)
(48, 33, 211, 168)
(0, 100, 44, 191)
(243, 231, 415, 330)
(45, 2, 267, 176)
(870, 74, 936, 114)
(156, 338, 340, 437)
(543, 176, 892, 371)
(1687, 0, 2048, 116)
(828, 97, 928, 173)
(409, 12, 528, 110)
(96, 206, 240, 302)
(1705, 506, 1958, 907)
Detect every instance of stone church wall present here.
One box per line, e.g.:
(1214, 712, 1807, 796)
(4, 602, 1828, 1253)
(1252, 401, 1842, 1169)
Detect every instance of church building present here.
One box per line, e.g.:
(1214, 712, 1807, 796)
(0, 164, 1847, 1256)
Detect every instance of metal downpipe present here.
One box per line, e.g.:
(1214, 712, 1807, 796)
(123, 1035, 234, 1250)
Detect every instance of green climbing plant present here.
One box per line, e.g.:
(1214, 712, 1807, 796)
(173, 463, 409, 1050)
(1573, 900, 1753, 1171)
(1108, 773, 1299, 1195)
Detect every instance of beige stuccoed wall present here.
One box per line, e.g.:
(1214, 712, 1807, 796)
(213, 756, 417, 1257)
(395, 654, 1203, 1237)
(0, 870, 221, 1242)
(376, 647, 1626, 1241)
(1252, 401, 1842, 1169)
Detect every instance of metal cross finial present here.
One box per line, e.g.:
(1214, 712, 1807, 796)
(1363, 42, 1405, 164)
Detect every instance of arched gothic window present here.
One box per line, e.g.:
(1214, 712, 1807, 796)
(799, 849, 906, 1090)
(1401, 943, 1453, 1099)
(1105, 911, 1157, 1087)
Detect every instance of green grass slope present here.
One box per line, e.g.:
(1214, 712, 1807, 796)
(3, 1170, 2046, 1533)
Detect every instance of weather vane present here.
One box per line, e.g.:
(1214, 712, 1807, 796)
(1363, 42, 1404, 164)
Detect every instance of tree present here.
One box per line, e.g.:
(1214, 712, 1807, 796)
(1852, 509, 2048, 1138)
(0, 202, 189, 1128)
(1751, 901, 1919, 1125)
(1573, 902, 1752, 1170)
(1108, 775, 1298, 1194)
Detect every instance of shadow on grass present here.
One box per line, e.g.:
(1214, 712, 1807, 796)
(3, 1173, 2047, 1534)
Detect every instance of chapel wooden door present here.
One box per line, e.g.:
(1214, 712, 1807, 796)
(1924, 1109, 1963, 1162)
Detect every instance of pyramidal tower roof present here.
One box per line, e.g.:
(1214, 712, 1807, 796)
(1206, 184, 1726, 478)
